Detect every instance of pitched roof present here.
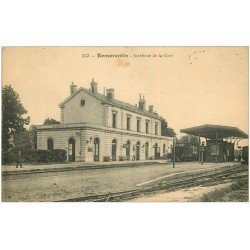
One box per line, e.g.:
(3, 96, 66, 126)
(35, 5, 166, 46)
(59, 87, 162, 120)
(180, 124, 248, 139)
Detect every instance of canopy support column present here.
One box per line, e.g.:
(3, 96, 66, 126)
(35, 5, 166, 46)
(198, 132, 201, 163)
(215, 130, 218, 164)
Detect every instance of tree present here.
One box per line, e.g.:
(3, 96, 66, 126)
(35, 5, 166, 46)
(29, 125, 37, 149)
(13, 129, 33, 155)
(178, 135, 199, 146)
(161, 118, 176, 137)
(2, 85, 30, 151)
(43, 118, 60, 125)
(9, 125, 37, 162)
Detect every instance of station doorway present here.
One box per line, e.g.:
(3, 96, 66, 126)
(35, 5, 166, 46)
(68, 138, 75, 162)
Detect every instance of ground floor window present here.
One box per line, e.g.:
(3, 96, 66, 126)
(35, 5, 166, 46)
(163, 144, 166, 155)
(47, 138, 54, 151)
(136, 141, 140, 160)
(145, 142, 149, 160)
(154, 143, 159, 159)
(94, 137, 100, 162)
(126, 140, 131, 160)
(112, 139, 117, 161)
(68, 138, 75, 162)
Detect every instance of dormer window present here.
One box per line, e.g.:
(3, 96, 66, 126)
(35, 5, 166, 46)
(80, 99, 86, 107)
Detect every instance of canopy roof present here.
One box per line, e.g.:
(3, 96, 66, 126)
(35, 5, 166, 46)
(180, 124, 248, 139)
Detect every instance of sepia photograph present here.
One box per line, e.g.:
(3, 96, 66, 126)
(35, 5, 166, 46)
(1, 46, 249, 202)
(1, 1, 250, 250)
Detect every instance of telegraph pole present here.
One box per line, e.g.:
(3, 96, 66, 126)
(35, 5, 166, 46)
(200, 141, 206, 165)
(172, 137, 176, 168)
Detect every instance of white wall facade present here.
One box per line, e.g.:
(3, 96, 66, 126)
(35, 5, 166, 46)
(106, 106, 162, 135)
(61, 90, 103, 125)
(38, 87, 172, 162)
(37, 124, 172, 162)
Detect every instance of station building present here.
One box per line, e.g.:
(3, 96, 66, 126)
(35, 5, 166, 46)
(37, 79, 172, 162)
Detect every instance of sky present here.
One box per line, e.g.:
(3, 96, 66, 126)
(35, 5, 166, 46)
(2, 46, 248, 144)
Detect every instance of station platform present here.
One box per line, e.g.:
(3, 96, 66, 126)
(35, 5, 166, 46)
(2, 159, 169, 175)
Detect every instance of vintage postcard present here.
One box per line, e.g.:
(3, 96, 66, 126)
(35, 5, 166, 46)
(1, 46, 248, 202)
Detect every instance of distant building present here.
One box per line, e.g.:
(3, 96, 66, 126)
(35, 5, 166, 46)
(37, 79, 172, 162)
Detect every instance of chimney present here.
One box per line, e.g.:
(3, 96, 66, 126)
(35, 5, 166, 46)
(90, 78, 98, 94)
(138, 94, 146, 110)
(106, 88, 114, 100)
(149, 105, 154, 113)
(70, 81, 77, 95)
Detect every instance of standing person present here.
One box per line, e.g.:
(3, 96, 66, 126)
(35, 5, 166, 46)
(16, 151, 23, 168)
(238, 153, 241, 162)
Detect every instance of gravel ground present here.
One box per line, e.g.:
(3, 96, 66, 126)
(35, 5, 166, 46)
(2, 162, 238, 202)
(132, 183, 234, 202)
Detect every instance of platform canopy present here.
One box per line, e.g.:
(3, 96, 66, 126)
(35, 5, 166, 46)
(180, 124, 248, 139)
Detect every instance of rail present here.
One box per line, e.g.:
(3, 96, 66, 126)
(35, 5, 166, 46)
(58, 164, 247, 202)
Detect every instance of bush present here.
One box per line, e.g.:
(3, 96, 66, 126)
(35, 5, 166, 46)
(167, 153, 172, 159)
(119, 156, 126, 161)
(2, 150, 16, 164)
(52, 149, 67, 162)
(162, 154, 168, 159)
(103, 156, 111, 162)
(26, 149, 50, 163)
(2, 148, 67, 164)
(26, 149, 67, 163)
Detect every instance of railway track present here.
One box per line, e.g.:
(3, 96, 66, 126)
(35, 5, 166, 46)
(59, 164, 248, 202)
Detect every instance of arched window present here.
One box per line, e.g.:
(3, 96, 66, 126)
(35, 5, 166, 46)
(154, 143, 158, 159)
(145, 142, 149, 160)
(126, 140, 131, 160)
(136, 141, 140, 160)
(112, 139, 117, 161)
(47, 138, 54, 151)
(68, 138, 75, 162)
(94, 137, 100, 161)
